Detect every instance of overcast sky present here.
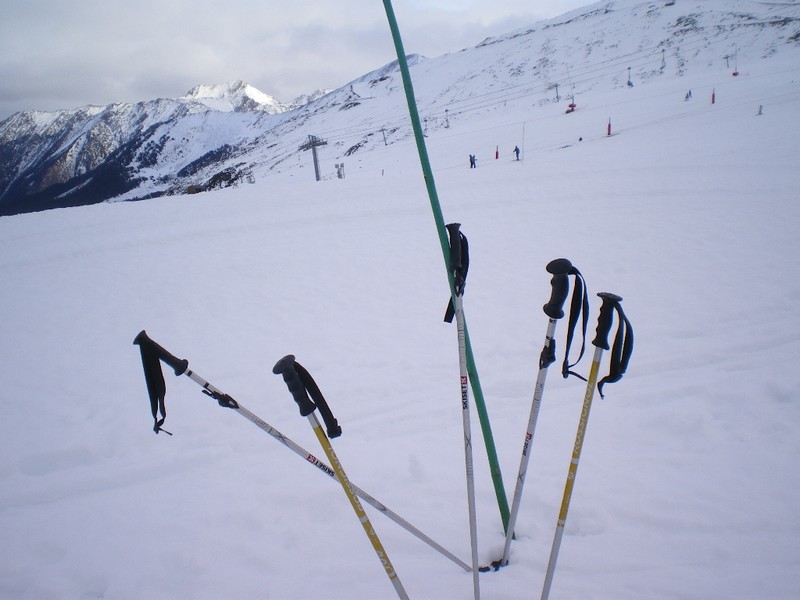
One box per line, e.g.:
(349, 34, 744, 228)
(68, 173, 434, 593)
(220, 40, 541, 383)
(0, 0, 593, 121)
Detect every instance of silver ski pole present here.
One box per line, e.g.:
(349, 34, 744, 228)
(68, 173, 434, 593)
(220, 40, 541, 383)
(499, 259, 575, 568)
(132, 330, 469, 573)
(446, 223, 481, 600)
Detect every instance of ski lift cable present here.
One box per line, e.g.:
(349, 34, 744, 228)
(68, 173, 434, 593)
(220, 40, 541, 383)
(268, 23, 794, 154)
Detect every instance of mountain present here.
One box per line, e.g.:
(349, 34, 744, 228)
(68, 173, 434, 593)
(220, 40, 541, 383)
(1, 1, 799, 598)
(0, 81, 327, 216)
(0, 0, 798, 216)
(182, 80, 292, 113)
(181, 80, 330, 114)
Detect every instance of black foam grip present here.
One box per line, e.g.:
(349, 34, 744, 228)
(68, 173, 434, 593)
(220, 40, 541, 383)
(592, 293, 623, 350)
(543, 259, 573, 319)
(445, 223, 462, 271)
(133, 330, 189, 376)
(272, 355, 316, 416)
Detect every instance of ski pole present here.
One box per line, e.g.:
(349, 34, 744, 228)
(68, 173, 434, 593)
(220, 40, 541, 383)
(540, 293, 634, 600)
(273, 355, 410, 600)
(382, 0, 512, 534)
(132, 330, 469, 572)
(493, 258, 588, 570)
(444, 223, 480, 599)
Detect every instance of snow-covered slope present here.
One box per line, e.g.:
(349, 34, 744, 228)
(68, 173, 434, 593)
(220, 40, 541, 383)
(0, 1, 799, 598)
(1, 0, 798, 216)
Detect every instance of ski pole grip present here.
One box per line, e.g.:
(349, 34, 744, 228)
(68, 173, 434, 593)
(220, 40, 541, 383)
(272, 355, 316, 417)
(133, 330, 189, 375)
(592, 292, 622, 350)
(542, 258, 573, 319)
(445, 222, 462, 271)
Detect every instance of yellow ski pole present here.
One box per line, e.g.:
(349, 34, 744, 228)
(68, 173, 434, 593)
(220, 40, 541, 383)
(541, 292, 633, 600)
(133, 330, 468, 572)
(273, 355, 410, 600)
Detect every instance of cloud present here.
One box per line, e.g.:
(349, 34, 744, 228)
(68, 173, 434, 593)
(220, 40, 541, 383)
(0, 0, 590, 120)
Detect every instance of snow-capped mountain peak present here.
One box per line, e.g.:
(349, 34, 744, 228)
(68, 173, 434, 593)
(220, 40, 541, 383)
(182, 80, 287, 113)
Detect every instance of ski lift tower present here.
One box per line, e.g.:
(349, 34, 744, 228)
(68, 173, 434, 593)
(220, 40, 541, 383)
(299, 135, 328, 181)
(565, 65, 576, 113)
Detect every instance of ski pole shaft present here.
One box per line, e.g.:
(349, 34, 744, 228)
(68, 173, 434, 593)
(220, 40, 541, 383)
(274, 356, 410, 600)
(501, 317, 557, 565)
(180, 368, 469, 572)
(541, 293, 621, 600)
(447, 223, 480, 598)
(540, 344, 601, 600)
(500, 259, 573, 567)
(308, 410, 410, 600)
(456, 295, 481, 600)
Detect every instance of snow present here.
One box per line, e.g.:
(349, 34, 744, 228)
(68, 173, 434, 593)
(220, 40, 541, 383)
(1, 1, 800, 599)
(183, 81, 286, 113)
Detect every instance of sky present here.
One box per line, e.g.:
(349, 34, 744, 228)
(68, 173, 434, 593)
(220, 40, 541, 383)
(1, 16, 799, 593)
(0, 0, 593, 121)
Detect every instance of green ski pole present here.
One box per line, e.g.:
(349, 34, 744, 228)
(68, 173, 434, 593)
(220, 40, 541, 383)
(381, 0, 511, 533)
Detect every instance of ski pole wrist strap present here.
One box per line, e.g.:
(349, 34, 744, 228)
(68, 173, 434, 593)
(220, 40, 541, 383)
(561, 266, 590, 380)
(592, 293, 634, 398)
(133, 330, 188, 435)
(133, 330, 242, 435)
(443, 223, 470, 323)
(273, 355, 342, 438)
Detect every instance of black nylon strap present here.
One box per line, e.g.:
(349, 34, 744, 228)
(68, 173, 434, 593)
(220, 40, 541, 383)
(453, 231, 469, 296)
(443, 299, 456, 324)
(444, 231, 469, 322)
(539, 337, 556, 370)
(294, 362, 342, 439)
(136, 341, 172, 435)
(598, 303, 634, 398)
(561, 267, 589, 381)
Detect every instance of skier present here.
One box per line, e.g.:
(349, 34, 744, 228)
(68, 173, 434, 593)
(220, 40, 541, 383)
(514, 146, 520, 161)
(469, 154, 477, 169)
